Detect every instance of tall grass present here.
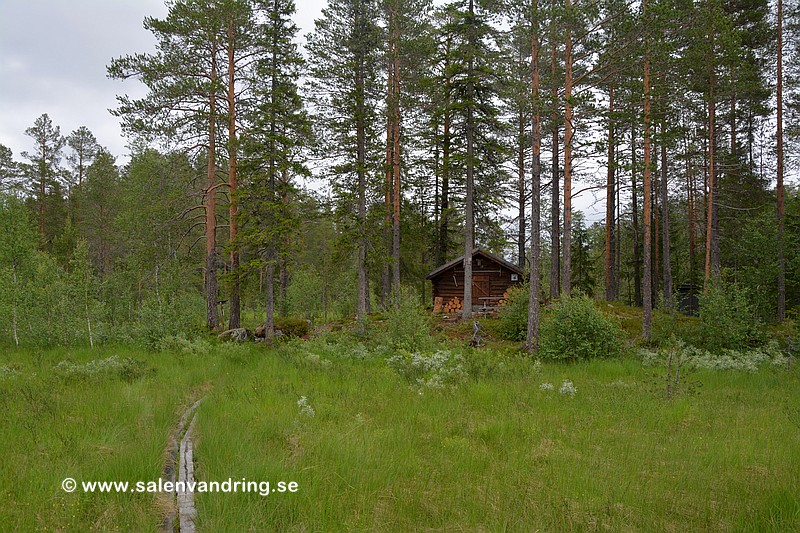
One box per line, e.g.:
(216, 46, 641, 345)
(2, 327, 798, 531)
(195, 344, 800, 532)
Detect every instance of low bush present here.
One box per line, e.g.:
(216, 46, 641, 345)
(53, 355, 153, 382)
(641, 338, 790, 373)
(697, 282, 765, 352)
(383, 289, 434, 352)
(497, 284, 530, 341)
(539, 293, 625, 361)
(275, 317, 310, 338)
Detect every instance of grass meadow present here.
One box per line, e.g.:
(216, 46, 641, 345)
(1, 318, 799, 531)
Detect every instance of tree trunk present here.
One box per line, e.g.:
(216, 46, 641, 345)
(392, 14, 401, 301)
(527, 15, 542, 353)
(279, 168, 290, 318)
(777, 0, 786, 322)
(383, 37, 393, 306)
(642, 17, 652, 340)
(438, 110, 451, 266)
(631, 126, 642, 307)
(661, 120, 673, 309)
(356, 5, 369, 328)
(562, 0, 573, 297)
(227, 16, 241, 330)
(550, 39, 560, 299)
(462, 0, 476, 320)
(205, 40, 219, 331)
(265, 258, 275, 339)
(687, 131, 697, 287)
(704, 77, 717, 289)
(518, 107, 526, 269)
(605, 82, 616, 301)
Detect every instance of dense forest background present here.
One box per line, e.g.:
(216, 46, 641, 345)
(0, 0, 799, 349)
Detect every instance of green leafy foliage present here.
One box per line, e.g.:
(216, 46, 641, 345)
(497, 284, 530, 341)
(539, 294, 625, 361)
(384, 288, 434, 352)
(697, 281, 766, 352)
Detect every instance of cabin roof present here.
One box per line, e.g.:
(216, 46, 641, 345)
(425, 249, 524, 280)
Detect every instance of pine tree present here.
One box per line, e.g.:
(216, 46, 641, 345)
(238, 0, 310, 340)
(109, 0, 225, 330)
(307, 0, 384, 327)
(21, 113, 66, 249)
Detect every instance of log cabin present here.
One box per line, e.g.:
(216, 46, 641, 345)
(426, 249, 525, 312)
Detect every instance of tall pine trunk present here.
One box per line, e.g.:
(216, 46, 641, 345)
(605, 83, 616, 301)
(205, 39, 219, 331)
(631, 126, 642, 307)
(527, 11, 542, 353)
(704, 74, 717, 289)
(561, 0, 573, 297)
(356, 2, 369, 328)
(227, 16, 241, 330)
(462, 0, 476, 320)
(777, 0, 786, 322)
(661, 120, 673, 309)
(383, 44, 393, 305)
(391, 14, 401, 301)
(550, 38, 560, 298)
(518, 107, 526, 269)
(642, 12, 653, 340)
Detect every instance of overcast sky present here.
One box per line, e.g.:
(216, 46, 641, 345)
(0, 0, 325, 162)
(0, 0, 606, 220)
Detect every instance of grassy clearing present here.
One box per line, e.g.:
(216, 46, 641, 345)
(1, 319, 799, 531)
(196, 339, 800, 532)
(0, 344, 228, 531)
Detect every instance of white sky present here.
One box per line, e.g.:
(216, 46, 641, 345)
(0, 0, 325, 161)
(0, 0, 603, 221)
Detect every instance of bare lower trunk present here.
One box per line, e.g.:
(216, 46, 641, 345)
(631, 126, 641, 307)
(462, 0, 476, 320)
(518, 110, 526, 269)
(205, 45, 219, 331)
(550, 22, 560, 298)
(605, 83, 616, 301)
(383, 45, 393, 306)
(527, 22, 542, 353)
(642, 22, 652, 340)
(661, 122, 673, 310)
(705, 89, 716, 289)
(265, 253, 275, 340)
(438, 111, 451, 266)
(777, 0, 786, 322)
(391, 14, 401, 301)
(562, 2, 573, 297)
(227, 16, 240, 330)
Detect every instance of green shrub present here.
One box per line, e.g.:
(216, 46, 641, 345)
(54, 355, 153, 382)
(697, 282, 765, 352)
(539, 293, 625, 361)
(497, 284, 530, 341)
(275, 317, 310, 338)
(384, 288, 434, 352)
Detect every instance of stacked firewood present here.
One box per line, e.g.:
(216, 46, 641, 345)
(497, 291, 510, 307)
(443, 297, 463, 313)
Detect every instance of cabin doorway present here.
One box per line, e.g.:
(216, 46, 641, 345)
(473, 274, 490, 300)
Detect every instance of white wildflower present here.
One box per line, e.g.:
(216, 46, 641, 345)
(297, 396, 315, 418)
(559, 379, 577, 397)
